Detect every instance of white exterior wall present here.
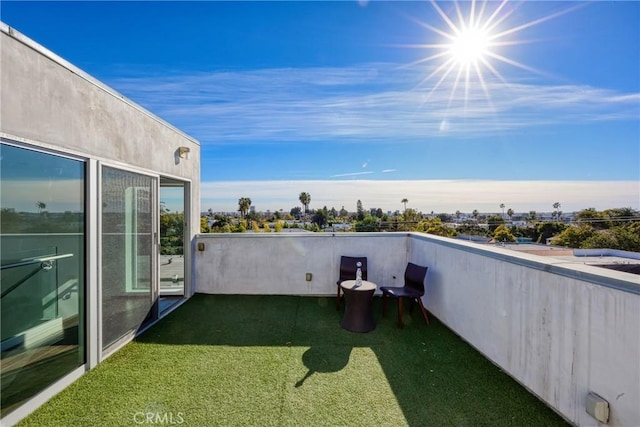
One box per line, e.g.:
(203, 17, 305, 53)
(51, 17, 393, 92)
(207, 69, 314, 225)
(194, 232, 640, 426)
(0, 24, 200, 242)
(410, 233, 639, 427)
(195, 233, 410, 295)
(1, 23, 201, 425)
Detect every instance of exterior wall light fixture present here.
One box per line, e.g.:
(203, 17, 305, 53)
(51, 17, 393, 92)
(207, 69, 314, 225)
(178, 146, 191, 159)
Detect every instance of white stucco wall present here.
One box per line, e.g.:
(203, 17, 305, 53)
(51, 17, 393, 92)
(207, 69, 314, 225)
(410, 233, 640, 427)
(194, 232, 639, 426)
(0, 24, 200, 242)
(0, 24, 202, 425)
(194, 233, 410, 295)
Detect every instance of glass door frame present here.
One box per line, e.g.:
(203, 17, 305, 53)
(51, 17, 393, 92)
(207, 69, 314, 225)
(159, 177, 188, 303)
(97, 161, 159, 358)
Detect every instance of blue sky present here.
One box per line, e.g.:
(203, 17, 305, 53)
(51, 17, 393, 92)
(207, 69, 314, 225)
(3, 1, 639, 213)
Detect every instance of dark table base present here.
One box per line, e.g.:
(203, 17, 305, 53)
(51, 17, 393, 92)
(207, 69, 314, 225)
(340, 287, 376, 333)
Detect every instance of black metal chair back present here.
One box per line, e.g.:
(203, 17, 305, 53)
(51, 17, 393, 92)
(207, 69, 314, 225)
(336, 256, 368, 310)
(404, 262, 428, 294)
(339, 256, 368, 282)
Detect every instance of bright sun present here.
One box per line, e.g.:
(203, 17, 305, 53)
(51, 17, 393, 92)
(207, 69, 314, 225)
(408, 0, 580, 112)
(449, 27, 490, 65)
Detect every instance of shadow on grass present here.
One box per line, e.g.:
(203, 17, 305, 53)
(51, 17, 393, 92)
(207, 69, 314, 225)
(136, 294, 568, 426)
(294, 345, 352, 388)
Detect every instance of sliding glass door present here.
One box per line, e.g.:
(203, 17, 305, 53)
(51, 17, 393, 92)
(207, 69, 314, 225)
(101, 166, 157, 351)
(0, 143, 85, 416)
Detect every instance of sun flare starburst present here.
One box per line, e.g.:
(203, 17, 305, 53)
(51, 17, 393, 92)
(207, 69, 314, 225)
(407, 0, 581, 117)
(449, 27, 490, 65)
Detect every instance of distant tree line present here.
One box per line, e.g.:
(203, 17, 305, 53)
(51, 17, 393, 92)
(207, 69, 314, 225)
(552, 208, 640, 251)
(202, 196, 640, 253)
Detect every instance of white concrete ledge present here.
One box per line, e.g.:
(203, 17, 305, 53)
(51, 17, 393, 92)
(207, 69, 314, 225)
(410, 232, 640, 295)
(574, 248, 640, 260)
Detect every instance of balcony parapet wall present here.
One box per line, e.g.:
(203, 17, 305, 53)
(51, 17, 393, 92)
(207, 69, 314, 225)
(194, 232, 639, 426)
(194, 232, 410, 295)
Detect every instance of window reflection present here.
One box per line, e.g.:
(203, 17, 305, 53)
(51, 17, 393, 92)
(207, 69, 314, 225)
(0, 143, 85, 417)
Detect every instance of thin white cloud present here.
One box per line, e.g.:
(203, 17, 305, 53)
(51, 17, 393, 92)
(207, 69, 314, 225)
(330, 171, 375, 178)
(201, 180, 640, 214)
(381, 169, 396, 173)
(108, 64, 639, 144)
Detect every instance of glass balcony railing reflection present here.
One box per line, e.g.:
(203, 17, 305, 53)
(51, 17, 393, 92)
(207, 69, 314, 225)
(0, 143, 86, 417)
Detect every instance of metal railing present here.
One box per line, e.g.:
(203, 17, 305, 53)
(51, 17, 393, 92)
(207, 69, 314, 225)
(0, 253, 73, 299)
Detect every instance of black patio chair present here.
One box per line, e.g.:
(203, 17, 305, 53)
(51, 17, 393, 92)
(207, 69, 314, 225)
(380, 262, 429, 328)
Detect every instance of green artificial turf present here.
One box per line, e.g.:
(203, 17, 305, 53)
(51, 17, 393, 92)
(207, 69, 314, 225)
(19, 295, 568, 426)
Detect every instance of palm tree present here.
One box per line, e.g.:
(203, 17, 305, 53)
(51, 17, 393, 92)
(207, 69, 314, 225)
(36, 201, 46, 213)
(472, 209, 479, 221)
(507, 208, 514, 223)
(553, 202, 561, 220)
(299, 192, 311, 215)
(238, 197, 251, 217)
(499, 203, 505, 219)
(401, 198, 408, 211)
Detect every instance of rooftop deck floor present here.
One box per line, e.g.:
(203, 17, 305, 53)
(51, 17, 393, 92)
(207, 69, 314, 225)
(19, 295, 568, 426)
